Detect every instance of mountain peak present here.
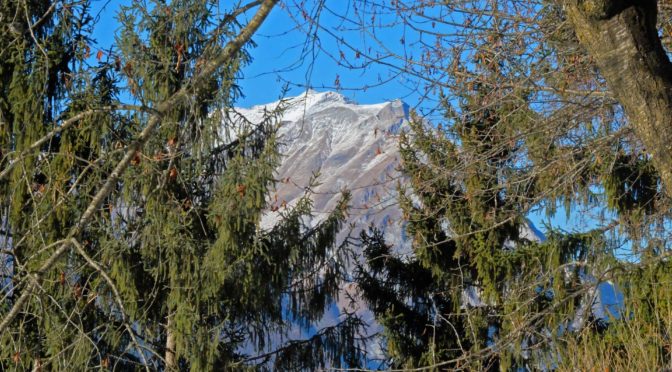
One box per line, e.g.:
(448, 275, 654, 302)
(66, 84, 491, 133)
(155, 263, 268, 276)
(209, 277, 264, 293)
(238, 91, 408, 126)
(255, 90, 409, 230)
(289, 89, 353, 107)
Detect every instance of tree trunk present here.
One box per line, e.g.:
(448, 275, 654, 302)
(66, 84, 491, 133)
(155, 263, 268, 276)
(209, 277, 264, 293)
(563, 0, 672, 191)
(165, 316, 176, 370)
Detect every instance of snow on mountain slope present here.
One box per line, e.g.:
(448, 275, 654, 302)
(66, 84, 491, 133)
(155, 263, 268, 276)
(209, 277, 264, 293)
(238, 90, 410, 252)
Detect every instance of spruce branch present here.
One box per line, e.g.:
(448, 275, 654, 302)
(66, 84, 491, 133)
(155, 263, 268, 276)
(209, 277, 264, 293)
(71, 238, 154, 371)
(0, 0, 279, 338)
(0, 104, 152, 182)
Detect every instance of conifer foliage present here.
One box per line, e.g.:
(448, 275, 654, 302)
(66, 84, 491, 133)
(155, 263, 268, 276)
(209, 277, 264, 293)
(354, 67, 628, 370)
(355, 82, 534, 370)
(0, 0, 364, 370)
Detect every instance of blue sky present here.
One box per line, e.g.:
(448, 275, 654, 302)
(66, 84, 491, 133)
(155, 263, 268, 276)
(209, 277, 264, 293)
(90, 0, 431, 109)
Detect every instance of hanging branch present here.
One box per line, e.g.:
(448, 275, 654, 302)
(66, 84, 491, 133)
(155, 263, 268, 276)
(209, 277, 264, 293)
(0, 0, 279, 337)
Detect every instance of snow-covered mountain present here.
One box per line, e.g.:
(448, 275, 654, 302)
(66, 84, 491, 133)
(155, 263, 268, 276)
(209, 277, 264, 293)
(238, 90, 410, 252)
(234, 90, 414, 360)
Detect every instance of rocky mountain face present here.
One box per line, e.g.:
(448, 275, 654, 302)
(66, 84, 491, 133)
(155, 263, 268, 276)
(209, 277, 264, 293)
(236, 91, 414, 357)
(238, 90, 411, 254)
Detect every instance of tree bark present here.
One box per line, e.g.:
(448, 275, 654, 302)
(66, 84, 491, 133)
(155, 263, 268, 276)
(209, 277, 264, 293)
(563, 0, 672, 191)
(165, 316, 176, 370)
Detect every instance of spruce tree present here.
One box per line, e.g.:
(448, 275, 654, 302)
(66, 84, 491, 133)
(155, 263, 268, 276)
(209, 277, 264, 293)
(356, 82, 518, 369)
(1, 0, 365, 370)
(354, 64, 628, 370)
